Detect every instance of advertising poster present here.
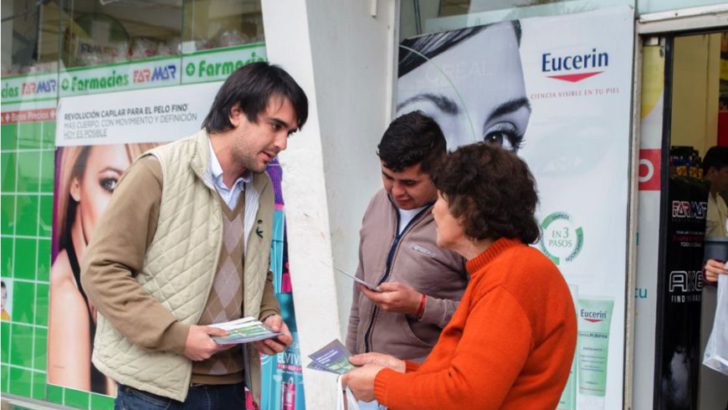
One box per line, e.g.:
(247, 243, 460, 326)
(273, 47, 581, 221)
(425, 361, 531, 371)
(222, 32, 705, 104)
(659, 177, 706, 409)
(49, 82, 222, 395)
(51, 76, 305, 409)
(1, 279, 11, 321)
(398, 7, 634, 409)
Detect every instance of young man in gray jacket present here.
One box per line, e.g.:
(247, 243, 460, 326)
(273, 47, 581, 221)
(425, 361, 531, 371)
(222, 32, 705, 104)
(346, 111, 467, 362)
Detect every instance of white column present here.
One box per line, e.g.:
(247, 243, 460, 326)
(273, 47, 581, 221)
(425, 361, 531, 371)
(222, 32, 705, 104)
(261, 1, 397, 408)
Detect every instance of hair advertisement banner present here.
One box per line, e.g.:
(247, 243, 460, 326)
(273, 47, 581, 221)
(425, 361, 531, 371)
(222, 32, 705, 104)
(50, 53, 305, 409)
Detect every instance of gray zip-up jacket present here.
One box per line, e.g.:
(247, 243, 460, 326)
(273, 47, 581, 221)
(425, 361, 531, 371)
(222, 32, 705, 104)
(346, 189, 468, 361)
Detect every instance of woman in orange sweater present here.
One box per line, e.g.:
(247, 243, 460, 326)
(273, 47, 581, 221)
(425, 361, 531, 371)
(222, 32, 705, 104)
(343, 143, 577, 409)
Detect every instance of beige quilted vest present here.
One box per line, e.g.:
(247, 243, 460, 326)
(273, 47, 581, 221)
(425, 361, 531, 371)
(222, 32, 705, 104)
(92, 130, 274, 403)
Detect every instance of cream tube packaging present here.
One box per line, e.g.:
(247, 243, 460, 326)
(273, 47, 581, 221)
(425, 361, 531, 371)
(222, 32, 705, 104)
(577, 297, 614, 402)
(557, 284, 579, 410)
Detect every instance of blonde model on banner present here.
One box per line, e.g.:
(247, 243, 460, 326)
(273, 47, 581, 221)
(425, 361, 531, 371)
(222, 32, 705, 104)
(48, 143, 158, 395)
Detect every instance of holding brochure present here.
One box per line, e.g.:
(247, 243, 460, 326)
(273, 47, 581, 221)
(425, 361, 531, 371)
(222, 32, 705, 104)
(307, 339, 356, 374)
(210, 317, 281, 345)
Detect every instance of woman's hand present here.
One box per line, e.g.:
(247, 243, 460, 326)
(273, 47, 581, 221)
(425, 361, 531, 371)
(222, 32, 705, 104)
(349, 352, 405, 373)
(342, 364, 384, 402)
(704, 259, 728, 283)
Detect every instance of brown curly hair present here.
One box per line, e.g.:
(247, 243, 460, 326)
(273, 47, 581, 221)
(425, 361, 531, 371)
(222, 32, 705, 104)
(432, 143, 540, 243)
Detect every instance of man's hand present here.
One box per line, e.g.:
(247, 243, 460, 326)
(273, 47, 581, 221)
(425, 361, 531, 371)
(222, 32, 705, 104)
(342, 364, 384, 402)
(183, 325, 231, 361)
(349, 352, 405, 373)
(254, 314, 293, 355)
(704, 258, 728, 283)
(360, 282, 422, 315)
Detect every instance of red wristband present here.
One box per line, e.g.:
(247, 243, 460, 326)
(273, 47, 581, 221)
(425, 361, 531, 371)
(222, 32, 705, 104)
(415, 293, 426, 319)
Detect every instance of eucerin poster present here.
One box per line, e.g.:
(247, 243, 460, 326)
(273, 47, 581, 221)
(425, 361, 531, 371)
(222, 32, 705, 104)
(51, 62, 305, 409)
(398, 7, 634, 410)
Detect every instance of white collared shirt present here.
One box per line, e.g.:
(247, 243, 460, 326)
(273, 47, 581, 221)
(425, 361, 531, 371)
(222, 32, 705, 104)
(397, 205, 428, 235)
(207, 140, 261, 254)
(208, 140, 251, 209)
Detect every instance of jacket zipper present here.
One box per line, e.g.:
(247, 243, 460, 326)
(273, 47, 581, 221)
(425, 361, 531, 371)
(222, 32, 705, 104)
(363, 199, 433, 352)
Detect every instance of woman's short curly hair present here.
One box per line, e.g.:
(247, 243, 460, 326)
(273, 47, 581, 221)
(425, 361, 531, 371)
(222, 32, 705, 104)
(432, 143, 540, 244)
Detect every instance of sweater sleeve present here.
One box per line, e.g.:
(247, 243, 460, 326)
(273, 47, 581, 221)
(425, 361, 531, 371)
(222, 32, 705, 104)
(258, 269, 281, 321)
(404, 360, 421, 373)
(373, 287, 533, 410)
(81, 157, 189, 356)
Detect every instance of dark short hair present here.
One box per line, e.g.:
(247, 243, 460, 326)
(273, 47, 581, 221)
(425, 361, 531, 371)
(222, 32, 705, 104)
(377, 111, 447, 173)
(202, 62, 308, 133)
(703, 146, 728, 173)
(398, 20, 522, 77)
(432, 143, 539, 243)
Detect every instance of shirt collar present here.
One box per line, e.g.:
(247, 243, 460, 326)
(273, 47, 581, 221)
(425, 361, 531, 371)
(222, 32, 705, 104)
(208, 139, 251, 190)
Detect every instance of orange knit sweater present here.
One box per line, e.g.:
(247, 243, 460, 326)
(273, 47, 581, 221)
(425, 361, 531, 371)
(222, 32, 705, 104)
(374, 238, 577, 410)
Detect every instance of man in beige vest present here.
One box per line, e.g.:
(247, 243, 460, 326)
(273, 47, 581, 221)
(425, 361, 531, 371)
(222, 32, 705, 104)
(81, 62, 308, 409)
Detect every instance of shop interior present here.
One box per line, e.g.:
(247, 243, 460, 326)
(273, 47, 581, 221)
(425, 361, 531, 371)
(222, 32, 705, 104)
(1, 0, 264, 76)
(662, 29, 728, 409)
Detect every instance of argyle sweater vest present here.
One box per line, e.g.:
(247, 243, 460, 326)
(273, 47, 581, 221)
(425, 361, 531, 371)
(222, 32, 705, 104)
(192, 194, 246, 380)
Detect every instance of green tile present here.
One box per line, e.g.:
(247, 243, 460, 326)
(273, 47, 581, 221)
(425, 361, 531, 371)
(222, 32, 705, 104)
(39, 195, 53, 238)
(9, 324, 34, 368)
(47, 383, 63, 404)
(37, 240, 51, 281)
(1, 237, 13, 275)
(13, 239, 36, 280)
(1, 194, 16, 235)
(91, 393, 115, 409)
(17, 122, 41, 149)
(11, 282, 35, 325)
(1, 364, 7, 392)
(35, 284, 48, 327)
(32, 370, 47, 400)
(1, 123, 18, 151)
(33, 327, 47, 371)
(8, 366, 32, 397)
(65, 387, 90, 409)
(16, 151, 41, 192)
(41, 122, 56, 149)
(1, 152, 17, 192)
(15, 195, 39, 237)
(40, 150, 55, 193)
(1, 321, 10, 363)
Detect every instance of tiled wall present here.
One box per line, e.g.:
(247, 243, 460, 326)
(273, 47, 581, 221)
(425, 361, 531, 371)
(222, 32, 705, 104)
(1, 115, 114, 409)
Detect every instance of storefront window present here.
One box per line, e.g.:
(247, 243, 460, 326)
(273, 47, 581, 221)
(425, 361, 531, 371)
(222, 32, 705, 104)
(41, 0, 266, 97)
(2, 1, 265, 409)
(182, 0, 264, 52)
(1, 0, 61, 76)
(60, 0, 183, 69)
(400, 0, 635, 39)
(638, 0, 728, 14)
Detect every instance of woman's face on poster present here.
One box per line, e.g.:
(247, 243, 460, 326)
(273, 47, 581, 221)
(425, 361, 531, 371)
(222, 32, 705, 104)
(70, 145, 130, 241)
(397, 22, 530, 151)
